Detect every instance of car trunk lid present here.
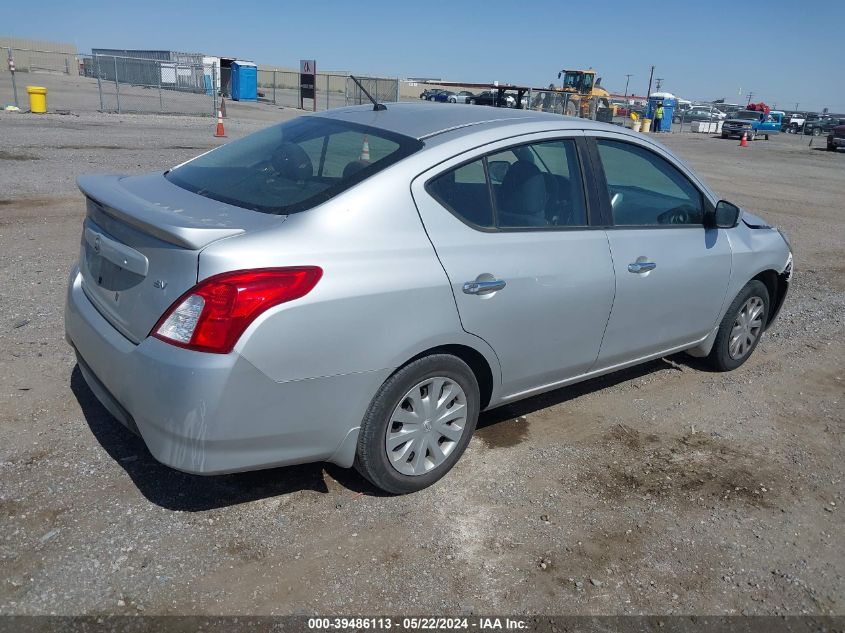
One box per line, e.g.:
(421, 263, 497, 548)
(77, 172, 285, 343)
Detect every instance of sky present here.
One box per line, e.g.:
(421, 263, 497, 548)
(6, 0, 843, 112)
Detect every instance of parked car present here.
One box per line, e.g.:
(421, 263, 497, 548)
(610, 102, 630, 116)
(65, 104, 792, 494)
(721, 109, 782, 140)
(673, 108, 724, 123)
(419, 88, 441, 100)
(470, 91, 515, 107)
(428, 90, 455, 103)
(803, 116, 845, 136)
(448, 91, 475, 104)
(828, 123, 845, 151)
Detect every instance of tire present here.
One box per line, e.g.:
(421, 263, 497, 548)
(812, 127, 821, 136)
(828, 142, 837, 151)
(708, 280, 770, 372)
(749, 131, 757, 141)
(721, 132, 728, 139)
(765, 134, 770, 140)
(469, 99, 476, 105)
(355, 354, 480, 494)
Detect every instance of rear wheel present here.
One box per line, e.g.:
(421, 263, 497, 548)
(708, 280, 770, 371)
(812, 127, 822, 136)
(765, 134, 770, 140)
(355, 354, 480, 494)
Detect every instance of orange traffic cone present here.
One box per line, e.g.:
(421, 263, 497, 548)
(214, 110, 226, 138)
(739, 131, 748, 147)
(360, 135, 370, 161)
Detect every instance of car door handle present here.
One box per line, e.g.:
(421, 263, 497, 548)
(463, 279, 506, 295)
(628, 261, 657, 274)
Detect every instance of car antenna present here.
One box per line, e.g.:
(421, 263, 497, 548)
(350, 75, 387, 111)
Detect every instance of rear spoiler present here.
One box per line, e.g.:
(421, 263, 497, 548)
(77, 173, 282, 250)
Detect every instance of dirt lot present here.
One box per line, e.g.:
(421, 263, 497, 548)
(0, 108, 842, 616)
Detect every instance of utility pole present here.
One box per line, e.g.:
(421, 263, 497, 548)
(624, 74, 633, 98)
(646, 65, 655, 100)
(794, 102, 799, 111)
(745, 91, 754, 106)
(655, 77, 664, 92)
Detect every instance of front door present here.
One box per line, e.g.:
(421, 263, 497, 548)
(590, 136, 733, 367)
(411, 135, 616, 398)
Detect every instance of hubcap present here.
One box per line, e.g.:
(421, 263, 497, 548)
(729, 296, 765, 360)
(385, 377, 468, 476)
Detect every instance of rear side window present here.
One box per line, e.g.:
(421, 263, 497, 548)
(427, 159, 494, 228)
(166, 117, 422, 215)
(596, 139, 704, 226)
(427, 139, 587, 230)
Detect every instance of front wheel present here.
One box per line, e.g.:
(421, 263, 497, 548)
(812, 128, 822, 136)
(355, 354, 480, 494)
(708, 280, 770, 371)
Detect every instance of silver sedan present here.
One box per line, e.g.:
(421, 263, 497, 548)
(65, 103, 792, 493)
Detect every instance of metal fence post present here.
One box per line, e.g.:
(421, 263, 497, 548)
(94, 55, 104, 111)
(7, 48, 18, 108)
(212, 62, 218, 117)
(273, 70, 276, 105)
(325, 75, 329, 111)
(113, 56, 121, 113)
(158, 60, 163, 112)
(344, 75, 349, 106)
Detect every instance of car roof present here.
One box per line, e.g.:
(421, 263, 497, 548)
(313, 102, 590, 140)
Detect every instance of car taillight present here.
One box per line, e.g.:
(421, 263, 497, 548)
(151, 267, 322, 354)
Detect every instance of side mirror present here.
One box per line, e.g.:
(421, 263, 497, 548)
(708, 200, 741, 228)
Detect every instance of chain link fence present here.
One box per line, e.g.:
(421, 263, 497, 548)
(85, 54, 217, 115)
(257, 68, 399, 112)
(3, 49, 399, 117)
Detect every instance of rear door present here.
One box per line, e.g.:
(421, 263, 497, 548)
(412, 133, 616, 398)
(588, 134, 732, 367)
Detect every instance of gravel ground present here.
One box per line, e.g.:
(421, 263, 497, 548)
(0, 108, 842, 616)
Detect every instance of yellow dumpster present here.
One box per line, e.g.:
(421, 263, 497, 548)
(641, 117, 652, 133)
(27, 86, 48, 114)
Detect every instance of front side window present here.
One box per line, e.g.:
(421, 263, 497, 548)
(596, 139, 704, 226)
(166, 117, 422, 215)
(427, 139, 588, 230)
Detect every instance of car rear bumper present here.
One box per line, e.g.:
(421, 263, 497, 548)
(831, 137, 845, 147)
(65, 267, 386, 474)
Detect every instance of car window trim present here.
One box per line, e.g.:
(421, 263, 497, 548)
(423, 134, 599, 234)
(585, 135, 710, 230)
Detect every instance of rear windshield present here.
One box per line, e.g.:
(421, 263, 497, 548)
(165, 117, 422, 215)
(734, 110, 762, 120)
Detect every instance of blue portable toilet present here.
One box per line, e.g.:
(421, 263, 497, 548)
(230, 60, 257, 101)
(647, 94, 676, 132)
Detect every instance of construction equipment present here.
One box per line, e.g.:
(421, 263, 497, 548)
(555, 69, 613, 118)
